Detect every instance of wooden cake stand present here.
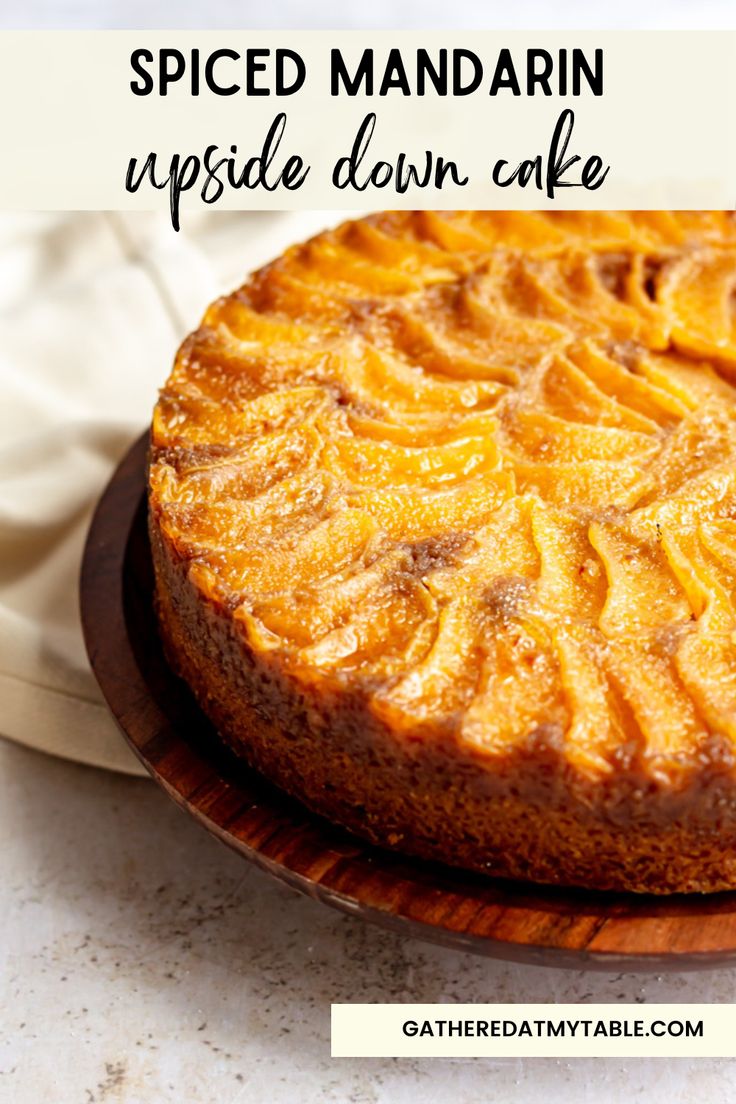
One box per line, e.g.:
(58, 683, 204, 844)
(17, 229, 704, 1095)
(80, 433, 736, 971)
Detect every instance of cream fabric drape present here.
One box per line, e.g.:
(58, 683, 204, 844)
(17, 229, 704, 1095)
(0, 209, 349, 774)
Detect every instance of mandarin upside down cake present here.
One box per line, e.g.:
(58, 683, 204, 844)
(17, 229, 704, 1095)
(148, 211, 736, 894)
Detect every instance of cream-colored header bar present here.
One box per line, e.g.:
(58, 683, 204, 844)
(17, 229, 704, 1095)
(332, 1004, 732, 1058)
(1, 31, 734, 221)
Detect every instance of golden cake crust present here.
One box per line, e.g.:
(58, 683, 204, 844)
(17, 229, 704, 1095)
(148, 211, 736, 894)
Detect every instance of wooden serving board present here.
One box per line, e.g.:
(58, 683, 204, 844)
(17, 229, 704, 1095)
(80, 432, 736, 971)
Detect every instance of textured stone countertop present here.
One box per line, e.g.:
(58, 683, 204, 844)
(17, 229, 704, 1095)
(2, 735, 735, 1103)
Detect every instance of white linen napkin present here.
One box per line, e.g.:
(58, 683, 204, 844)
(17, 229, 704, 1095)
(0, 209, 353, 774)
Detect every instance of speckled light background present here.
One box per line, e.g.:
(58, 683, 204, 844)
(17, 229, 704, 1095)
(2, 737, 735, 1103)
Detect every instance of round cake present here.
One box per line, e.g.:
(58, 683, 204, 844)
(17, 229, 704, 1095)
(148, 211, 736, 894)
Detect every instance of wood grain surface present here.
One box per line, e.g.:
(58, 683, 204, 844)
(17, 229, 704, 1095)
(80, 432, 736, 970)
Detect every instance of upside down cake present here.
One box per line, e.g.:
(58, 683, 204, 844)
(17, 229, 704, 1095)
(148, 211, 736, 894)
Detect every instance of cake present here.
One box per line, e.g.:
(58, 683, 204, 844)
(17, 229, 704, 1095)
(148, 211, 736, 894)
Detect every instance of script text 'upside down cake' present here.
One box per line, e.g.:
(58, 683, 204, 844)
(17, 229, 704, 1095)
(148, 211, 736, 894)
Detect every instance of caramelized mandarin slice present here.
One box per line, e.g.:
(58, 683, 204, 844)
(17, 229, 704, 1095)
(212, 507, 382, 596)
(380, 295, 535, 385)
(373, 595, 484, 725)
(513, 457, 652, 510)
(374, 498, 540, 723)
(701, 520, 736, 574)
(675, 631, 736, 741)
(629, 464, 736, 538)
(554, 623, 638, 775)
(589, 522, 691, 636)
(287, 237, 429, 297)
(634, 407, 736, 503)
(437, 265, 570, 371)
(205, 294, 318, 347)
(534, 354, 660, 432)
(659, 250, 736, 368)
(340, 218, 467, 282)
(661, 527, 736, 630)
(346, 408, 498, 447)
(410, 210, 512, 251)
(603, 636, 706, 777)
(505, 406, 658, 462)
(345, 471, 515, 541)
(249, 546, 411, 646)
(423, 497, 539, 610)
(154, 422, 324, 505)
(247, 256, 350, 321)
(662, 528, 736, 741)
(503, 252, 663, 346)
(333, 342, 503, 414)
(636, 350, 736, 410)
(567, 342, 688, 425)
(530, 502, 607, 622)
(295, 573, 437, 675)
(324, 431, 500, 489)
(158, 469, 340, 553)
(461, 618, 568, 755)
(153, 386, 332, 449)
